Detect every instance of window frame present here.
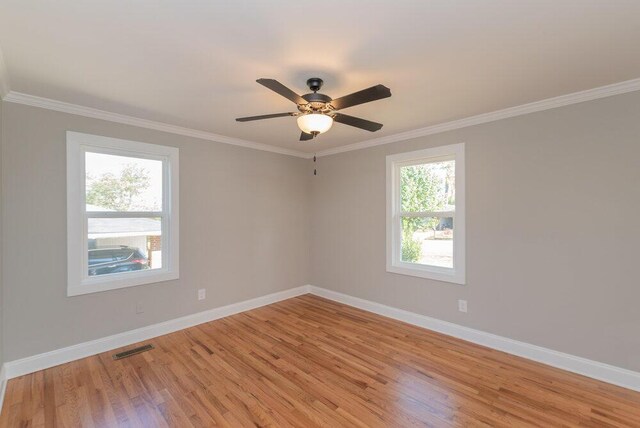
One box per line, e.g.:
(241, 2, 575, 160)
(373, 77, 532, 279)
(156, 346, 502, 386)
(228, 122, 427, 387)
(67, 131, 179, 296)
(386, 143, 465, 284)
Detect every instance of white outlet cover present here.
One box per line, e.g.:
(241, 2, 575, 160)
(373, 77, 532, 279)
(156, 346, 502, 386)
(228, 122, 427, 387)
(198, 289, 206, 300)
(136, 302, 144, 314)
(458, 299, 468, 313)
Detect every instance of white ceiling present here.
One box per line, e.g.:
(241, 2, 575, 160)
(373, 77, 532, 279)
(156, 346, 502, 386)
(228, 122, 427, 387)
(1, 0, 640, 154)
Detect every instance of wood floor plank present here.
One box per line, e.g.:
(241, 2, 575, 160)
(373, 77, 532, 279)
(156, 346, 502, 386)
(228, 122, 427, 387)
(1, 294, 639, 427)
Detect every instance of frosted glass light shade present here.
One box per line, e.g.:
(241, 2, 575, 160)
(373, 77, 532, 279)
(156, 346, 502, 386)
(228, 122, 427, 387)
(297, 114, 333, 135)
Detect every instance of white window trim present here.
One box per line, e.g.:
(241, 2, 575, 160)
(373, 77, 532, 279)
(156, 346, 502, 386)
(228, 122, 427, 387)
(67, 131, 179, 296)
(386, 143, 466, 284)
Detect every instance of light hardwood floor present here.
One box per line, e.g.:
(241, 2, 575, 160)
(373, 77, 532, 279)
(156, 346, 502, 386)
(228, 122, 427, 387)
(1, 294, 639, 427)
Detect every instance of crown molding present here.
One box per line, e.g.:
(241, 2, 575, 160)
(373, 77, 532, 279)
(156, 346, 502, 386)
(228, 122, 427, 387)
(4, 76, 640, 159)
(2, 91, 310, 158)
(315, 77, 640, 157)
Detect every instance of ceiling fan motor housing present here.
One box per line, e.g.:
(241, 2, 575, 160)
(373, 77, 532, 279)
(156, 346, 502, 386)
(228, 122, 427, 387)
(300, 92, 333, 113)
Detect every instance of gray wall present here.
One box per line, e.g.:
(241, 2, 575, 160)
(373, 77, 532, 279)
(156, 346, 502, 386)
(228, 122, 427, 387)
(2, 91, 640, 372)
(0, 100, 3, 368)
(311, 91, 640, 372)
(1, 102, 311, 361)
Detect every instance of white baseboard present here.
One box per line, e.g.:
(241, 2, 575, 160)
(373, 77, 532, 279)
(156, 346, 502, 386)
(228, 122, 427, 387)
(2, 283, 639, 402)
(0, 364, 7, 413)
(3, 286, 310, 381)
(307, 285, 640, 392)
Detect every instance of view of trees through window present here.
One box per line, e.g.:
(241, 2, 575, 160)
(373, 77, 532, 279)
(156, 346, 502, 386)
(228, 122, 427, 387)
(400, 160, 455, 268)
(86, 163, 155, 211)
(85, 152, 163, 212)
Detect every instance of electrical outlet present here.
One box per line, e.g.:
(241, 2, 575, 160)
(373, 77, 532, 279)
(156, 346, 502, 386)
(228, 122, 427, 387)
(136, 302, 144, 314)
(198, 289, 206, 301)
(458, 299, 468, 313)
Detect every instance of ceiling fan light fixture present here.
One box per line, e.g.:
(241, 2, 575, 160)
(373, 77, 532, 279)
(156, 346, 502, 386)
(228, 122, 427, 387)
(297, 113, 333, 136)
(236, 78, 390, 141)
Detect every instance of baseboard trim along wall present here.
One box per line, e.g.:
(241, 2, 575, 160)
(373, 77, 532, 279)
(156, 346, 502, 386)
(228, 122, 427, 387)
(2, 286, 309, 380)
(0, 365, 7, 413)
(307, 285, 640, 393)
(1, 284, 639, 397)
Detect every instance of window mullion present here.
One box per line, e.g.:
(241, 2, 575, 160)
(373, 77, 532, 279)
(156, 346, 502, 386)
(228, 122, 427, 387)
(86, 211, 164, 219)
(400, 211, 455, 218)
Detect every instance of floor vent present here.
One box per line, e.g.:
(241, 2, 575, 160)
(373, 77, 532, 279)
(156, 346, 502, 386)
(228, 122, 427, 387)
(113, 344, 154, 360)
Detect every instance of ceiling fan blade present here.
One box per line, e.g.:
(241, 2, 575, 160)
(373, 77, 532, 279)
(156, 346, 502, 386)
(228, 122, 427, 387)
(257, 78, 307, 105)
(333, 113, 383, 132)
(235, 112, 296, 122)
(300, 132, 314, 141)
(330, 84, 391, 110)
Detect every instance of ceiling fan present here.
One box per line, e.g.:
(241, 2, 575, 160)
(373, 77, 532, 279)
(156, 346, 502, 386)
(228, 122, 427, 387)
(236, 78, 391, 141)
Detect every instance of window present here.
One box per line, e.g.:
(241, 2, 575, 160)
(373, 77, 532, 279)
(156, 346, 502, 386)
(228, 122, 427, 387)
(67, 131, 179, 296)
(386, 143, 465, 284)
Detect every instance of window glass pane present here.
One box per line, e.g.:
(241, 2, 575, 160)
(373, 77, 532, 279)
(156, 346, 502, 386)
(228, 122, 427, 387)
(86, 152, 162, 212)
(400, 160, 455, 212)
(401, 216, 453, 268)
(88, 217, 162, 276)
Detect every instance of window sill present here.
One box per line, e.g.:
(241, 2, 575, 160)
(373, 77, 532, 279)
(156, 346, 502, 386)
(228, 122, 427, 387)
(386, 263, 465, 285)
(68, 269, 179, 296)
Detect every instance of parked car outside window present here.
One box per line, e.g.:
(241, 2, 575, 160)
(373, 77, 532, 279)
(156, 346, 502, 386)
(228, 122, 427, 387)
(88, 246, 149, 276)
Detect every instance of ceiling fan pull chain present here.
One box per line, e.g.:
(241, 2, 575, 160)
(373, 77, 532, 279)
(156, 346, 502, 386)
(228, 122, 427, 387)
(314, 154, 317, 176)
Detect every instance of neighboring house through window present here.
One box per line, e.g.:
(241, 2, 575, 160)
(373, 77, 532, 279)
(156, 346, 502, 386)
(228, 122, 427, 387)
(386, 143, 465, 284)
(67, 131, 179, 296)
